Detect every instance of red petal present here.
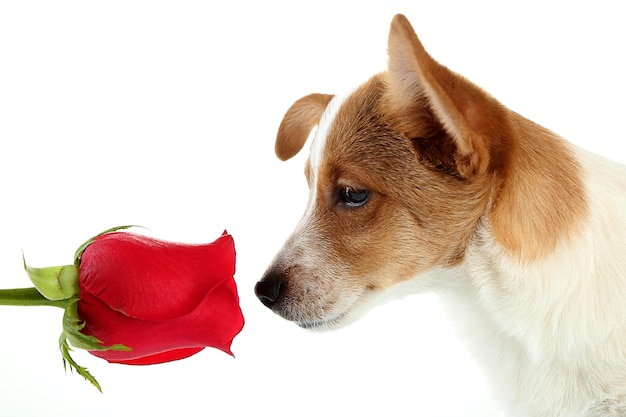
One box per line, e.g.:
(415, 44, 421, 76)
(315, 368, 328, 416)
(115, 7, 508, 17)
(78, 272, 244, 364)
(104, 347, 205, 366)
(79, 232, 235, 321)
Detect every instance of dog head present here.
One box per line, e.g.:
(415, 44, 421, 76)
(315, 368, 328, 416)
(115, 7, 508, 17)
(255, 14, 512, 329)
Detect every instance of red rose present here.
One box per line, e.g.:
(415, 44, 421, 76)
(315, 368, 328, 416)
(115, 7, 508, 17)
(1, 226, 243, 391)
(76, 230, 244, 364)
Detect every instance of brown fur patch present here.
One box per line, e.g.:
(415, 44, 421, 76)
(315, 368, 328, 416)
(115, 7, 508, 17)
(311, 75, 496, 287)
(488, 114, 588, 261)
(384, 14, 588, 263)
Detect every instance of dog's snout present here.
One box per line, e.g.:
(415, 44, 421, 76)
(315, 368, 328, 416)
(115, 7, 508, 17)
(255, 272, 286, 307)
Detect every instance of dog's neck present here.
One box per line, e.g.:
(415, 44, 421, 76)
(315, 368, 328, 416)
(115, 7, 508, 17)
(433, 159, 626, 415)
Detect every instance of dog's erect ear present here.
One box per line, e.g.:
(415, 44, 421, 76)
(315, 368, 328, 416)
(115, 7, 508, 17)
(275, 93, 334, 161)
(386, 14, 508, 178)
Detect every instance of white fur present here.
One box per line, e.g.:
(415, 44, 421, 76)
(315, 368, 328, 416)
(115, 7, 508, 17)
(406, 148, 626, 416)
(308, 90, 355, 191)
(306, 93, 346, 215)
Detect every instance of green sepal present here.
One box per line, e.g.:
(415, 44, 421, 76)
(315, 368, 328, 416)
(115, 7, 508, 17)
(23, 257, 79, 301)
(73, 225, 137, 265)
(59, 335, 102, 392)
(62, 298, 130, 352)
(59, 298, 131, 392)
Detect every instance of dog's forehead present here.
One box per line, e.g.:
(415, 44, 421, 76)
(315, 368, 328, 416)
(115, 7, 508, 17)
(309, 95, 347, 172)
(308, 92, 349, 175)
(309, 77, 386, 176)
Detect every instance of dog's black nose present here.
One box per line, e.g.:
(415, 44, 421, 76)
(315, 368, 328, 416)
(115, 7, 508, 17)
(255, 273, 285, 307)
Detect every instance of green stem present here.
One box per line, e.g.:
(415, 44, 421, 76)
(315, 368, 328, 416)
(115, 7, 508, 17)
(0, 287, 68, 308)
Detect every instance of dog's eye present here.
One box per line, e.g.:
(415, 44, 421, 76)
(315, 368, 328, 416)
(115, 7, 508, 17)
(341, 186, 369, 208)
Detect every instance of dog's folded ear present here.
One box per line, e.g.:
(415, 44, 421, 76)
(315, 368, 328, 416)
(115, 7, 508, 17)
(385, 14, 509, 178)
(275, 93, 334, 161)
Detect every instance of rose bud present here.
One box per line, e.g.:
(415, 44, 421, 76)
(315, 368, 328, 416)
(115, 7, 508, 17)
(8, 226, 244, 391)
(76, 229, 244, 364)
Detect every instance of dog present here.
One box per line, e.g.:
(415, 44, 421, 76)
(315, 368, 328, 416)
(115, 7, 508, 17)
(255, 14, 626, 417)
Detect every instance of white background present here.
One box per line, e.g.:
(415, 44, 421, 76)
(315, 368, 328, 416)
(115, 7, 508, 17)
(1, 1, 624, 416)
